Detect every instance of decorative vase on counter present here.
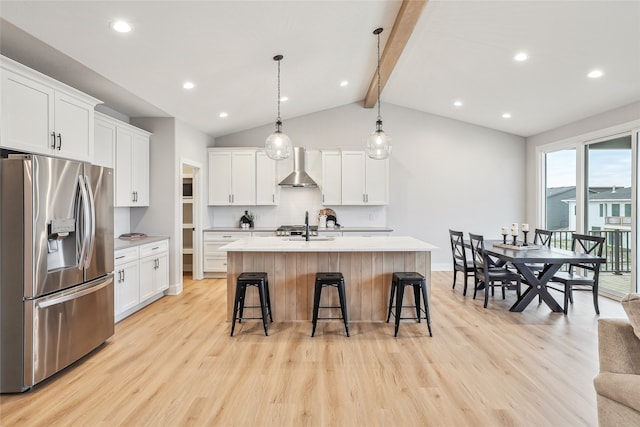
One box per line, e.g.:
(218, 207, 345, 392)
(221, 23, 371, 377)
(240, 210, 254, 228)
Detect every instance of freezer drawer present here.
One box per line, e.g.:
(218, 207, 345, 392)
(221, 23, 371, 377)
(26, 274, 114, 389)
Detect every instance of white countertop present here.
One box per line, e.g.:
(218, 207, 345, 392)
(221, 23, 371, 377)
(115, 235, 169, 250)
(219, 236, 437, 252)
(203, 227, 393, 233)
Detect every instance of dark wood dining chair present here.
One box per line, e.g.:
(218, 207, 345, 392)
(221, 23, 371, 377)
(469, 233, 522, 308)
(526, 228, 553, 273)
(449, 229, 474, 296)
(548, 233, 605, 314)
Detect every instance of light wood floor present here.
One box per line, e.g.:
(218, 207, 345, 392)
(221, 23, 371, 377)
(0, 271, 627, 426)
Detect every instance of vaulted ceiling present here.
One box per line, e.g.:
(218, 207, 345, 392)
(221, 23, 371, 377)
(1, 1, 639, 138)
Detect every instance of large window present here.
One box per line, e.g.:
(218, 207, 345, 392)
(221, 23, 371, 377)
(586, 136, 632, 296)
(545, 149, 576, 237)
(542, 132, 636, 297)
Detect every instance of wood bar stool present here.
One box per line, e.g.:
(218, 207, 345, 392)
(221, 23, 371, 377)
(386, 272, 432, 337)
(311, 272, 350, 337)
(230, 272, 273, 336)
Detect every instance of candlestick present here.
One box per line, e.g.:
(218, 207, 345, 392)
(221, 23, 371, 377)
(523, 230, 529, 246)
(522, 223, 529, 232)
(512, 235, 518, 245)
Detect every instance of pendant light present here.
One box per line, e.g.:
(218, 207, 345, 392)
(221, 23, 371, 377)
(265, 54, 292, 160)
(366, 27, 392, 160)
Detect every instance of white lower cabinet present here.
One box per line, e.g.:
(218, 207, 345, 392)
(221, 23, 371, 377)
(204, 232, 247, 276)
(114, 239, 169, 322)
(139, 242, 169, 301)
(114, 247, 140, 317)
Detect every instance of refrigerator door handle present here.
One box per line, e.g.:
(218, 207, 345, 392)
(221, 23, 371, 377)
(83, 175, 96, 268)
(36, 275, 113, 309)
(77, 175, 91, 270)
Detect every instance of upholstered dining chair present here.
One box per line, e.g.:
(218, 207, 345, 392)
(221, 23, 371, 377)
(449, 229, 474, 296)
(548, 233, 605, 314)
(469, 233, 522, 308)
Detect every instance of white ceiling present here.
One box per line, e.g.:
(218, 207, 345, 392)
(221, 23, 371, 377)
(1, 1, 639, 138)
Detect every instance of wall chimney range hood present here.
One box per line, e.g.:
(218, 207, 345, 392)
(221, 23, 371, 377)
(278, 146, 318, 188)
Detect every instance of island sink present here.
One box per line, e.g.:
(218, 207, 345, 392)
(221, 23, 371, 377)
(282, 236, 334, 241)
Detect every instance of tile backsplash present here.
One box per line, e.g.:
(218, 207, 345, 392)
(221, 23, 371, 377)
(207, 187, 386, 228)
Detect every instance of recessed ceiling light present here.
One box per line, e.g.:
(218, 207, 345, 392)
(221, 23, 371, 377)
(588, 69, 604, 79)
(280, 96, 288, 102)
(514, 52, 528, 62)
(453, 100, 463, 107)
(183, 81, 195, 90)
(502, 113, 512, 119)
(219, 112, 228, 118)
(110, 20, 132, 33)
(340, 81, 349, 87)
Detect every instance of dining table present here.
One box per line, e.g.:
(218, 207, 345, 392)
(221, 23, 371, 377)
(482, 242, 606, 312)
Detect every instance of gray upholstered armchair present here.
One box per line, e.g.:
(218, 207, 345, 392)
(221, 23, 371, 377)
(594, 295, 640, 426)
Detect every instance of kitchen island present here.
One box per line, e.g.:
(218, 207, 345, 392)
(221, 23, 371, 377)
(220, 236, 437, 322)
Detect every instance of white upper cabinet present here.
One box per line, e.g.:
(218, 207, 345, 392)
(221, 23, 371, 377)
(0, 55, 100, 162)
(321, 150, 342, 205)
(341, 150, 388, 205)
(94, 113, 116, 168)
(98, 112, 151, 207)
(115, 125, 150, 207)
(208, 149, 256, 205)
(256, 150, 279, 205)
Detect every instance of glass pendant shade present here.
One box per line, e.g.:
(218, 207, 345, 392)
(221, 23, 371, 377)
(367, 27, 391, 160)
(366, 119, 392, 160)
(265, 121, 292, 160)
(265, 54, 291, 160)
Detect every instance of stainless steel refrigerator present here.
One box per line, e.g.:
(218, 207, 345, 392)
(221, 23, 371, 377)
(0, 154, 114, 393)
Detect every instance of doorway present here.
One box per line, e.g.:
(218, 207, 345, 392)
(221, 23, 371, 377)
(180, 160, 202, 281)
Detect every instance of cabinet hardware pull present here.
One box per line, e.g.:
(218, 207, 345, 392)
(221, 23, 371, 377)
(51, 132, 56, 149)
(152, 246, 159, 250)
(116, 255, 125, 259)
(272, 194, 275, 203)
(56, 133, 62, 150)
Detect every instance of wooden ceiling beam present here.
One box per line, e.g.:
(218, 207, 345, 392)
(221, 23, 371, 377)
(364, 0, 428, 108)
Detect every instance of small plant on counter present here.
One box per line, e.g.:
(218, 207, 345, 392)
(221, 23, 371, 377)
(240, 210, 255, 228)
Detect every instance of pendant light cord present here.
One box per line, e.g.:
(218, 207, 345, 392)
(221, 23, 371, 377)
(277, 57, 281, 123)
(376, 29, 381, 122)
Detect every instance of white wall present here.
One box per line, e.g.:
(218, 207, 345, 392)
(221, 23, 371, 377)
(525, 101, 640, 227)
(215, 102, 526, 269)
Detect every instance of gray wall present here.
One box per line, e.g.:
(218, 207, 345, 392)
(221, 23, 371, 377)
(130, 117, 213, 293)
(216, 102, 526, 269)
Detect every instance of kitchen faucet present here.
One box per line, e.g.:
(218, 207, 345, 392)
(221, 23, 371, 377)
(305, 211, 310, 241)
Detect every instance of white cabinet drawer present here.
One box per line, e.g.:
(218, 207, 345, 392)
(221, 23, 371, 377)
(252, 231, 276, 237)
(204, 231, 246, 241)
(139, 239, 169, 258)
(204, 257, 227, 272)
(204, 241, 225, 254)
(115, 247, 139, 265)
